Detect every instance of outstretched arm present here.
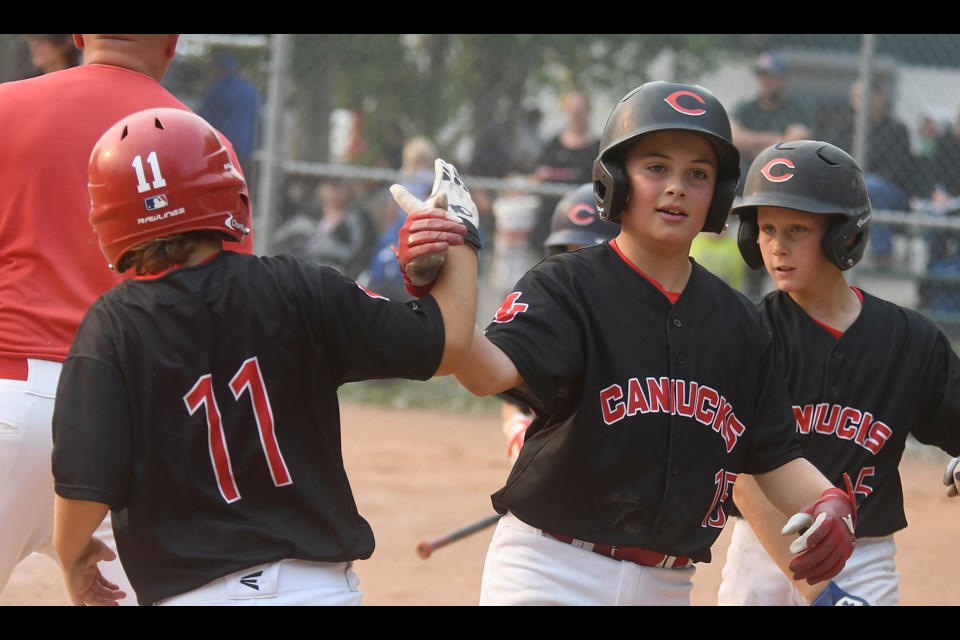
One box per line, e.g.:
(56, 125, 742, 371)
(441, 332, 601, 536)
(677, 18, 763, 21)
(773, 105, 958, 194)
(389, 159, 523, 392)
(454, 325, 524, 396)
(430, 244, 477, 376)
(389, 160, 479, 377)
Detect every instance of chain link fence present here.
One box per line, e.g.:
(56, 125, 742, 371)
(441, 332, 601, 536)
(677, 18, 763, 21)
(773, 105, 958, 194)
(5, 34, 960, 331)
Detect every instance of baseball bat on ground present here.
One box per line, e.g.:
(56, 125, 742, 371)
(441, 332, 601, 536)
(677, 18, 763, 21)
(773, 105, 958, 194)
(416, 513, 503, 559)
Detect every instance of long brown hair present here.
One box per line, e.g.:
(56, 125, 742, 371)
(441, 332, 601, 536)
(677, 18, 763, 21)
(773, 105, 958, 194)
(120, 230, 224, 275)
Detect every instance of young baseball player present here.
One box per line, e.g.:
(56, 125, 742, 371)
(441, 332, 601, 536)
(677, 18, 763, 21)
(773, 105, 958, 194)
(717, 139, 960, 606)
(0, 34, 254, 607)
(453, 81, 858, 606)
(500, 182, 619, 462)
(50, 108, 481, 606)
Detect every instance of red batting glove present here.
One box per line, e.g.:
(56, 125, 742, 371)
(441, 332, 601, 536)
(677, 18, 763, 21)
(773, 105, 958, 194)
(782, 475, 857, 585)
(391, 198, 467, 297)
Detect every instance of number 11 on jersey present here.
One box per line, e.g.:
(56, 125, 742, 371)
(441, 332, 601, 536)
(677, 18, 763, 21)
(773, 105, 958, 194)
(183, 356, 292, 503)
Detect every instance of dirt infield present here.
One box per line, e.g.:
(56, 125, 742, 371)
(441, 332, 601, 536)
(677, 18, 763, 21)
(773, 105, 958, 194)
(2, 400, 956, 606)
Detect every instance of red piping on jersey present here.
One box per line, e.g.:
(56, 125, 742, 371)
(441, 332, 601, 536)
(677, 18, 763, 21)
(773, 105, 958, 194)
(810, 286, 864, 339)
(610, 239, 681, 303)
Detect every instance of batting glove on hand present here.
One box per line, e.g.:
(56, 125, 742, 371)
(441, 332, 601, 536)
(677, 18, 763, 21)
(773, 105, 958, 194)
(781, 475, 857, 585)
(429, 159, 482, 254)
(390, 161, 471, 298)
(944, 457, 959, 499)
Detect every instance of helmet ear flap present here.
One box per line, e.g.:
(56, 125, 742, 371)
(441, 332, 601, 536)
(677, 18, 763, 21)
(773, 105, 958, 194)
(593, 160, 628, 223)
(736, 212, 765, 270)
(821, 214, 870, 271)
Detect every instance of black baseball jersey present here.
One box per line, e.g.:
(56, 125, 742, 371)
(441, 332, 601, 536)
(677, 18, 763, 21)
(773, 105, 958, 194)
(52, 251, 445, 605)
(759, 288, 960, 537)
(485, 242, 802, 562)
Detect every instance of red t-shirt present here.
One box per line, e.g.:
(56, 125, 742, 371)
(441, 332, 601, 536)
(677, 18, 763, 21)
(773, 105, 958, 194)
(0, 64, 254, 363)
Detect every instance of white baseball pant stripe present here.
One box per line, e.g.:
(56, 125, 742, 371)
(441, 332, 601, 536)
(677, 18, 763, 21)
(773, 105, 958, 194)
(717, 516, 899, 606)
(154, 560, 362, 606)
(0, 359, 136, 604)
(479, 511, 695, 606)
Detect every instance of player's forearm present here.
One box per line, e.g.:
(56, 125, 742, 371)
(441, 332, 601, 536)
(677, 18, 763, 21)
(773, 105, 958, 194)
(454, 325, 523, 396)
(733, 474, 826, 603)
(752, 457, 833, 519)
(53, 496, 111, 570)
(431, 244, 478, 376)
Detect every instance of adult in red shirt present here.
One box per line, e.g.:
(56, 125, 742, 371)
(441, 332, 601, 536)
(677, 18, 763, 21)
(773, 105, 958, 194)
(0, 34, 252, 606)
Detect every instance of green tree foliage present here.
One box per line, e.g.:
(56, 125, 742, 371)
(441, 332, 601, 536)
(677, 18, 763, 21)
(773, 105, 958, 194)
(287, 34, 737, 166)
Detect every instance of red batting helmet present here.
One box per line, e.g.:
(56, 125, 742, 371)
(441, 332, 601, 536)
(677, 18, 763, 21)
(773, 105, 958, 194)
(88, 107, 250, 272)
(731, 140, 871, 271)
(544, 182, 619, 255)
(593, 81, 740, 233)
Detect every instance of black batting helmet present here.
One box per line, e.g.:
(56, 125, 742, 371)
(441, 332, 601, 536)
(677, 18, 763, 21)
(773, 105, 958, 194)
(731, 140, 871, 271)
(592, 80, 740, 233)
(544, 183, 619, 255)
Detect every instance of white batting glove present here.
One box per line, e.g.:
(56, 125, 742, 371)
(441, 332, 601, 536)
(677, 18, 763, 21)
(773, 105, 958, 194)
(390, 159, 476, 296)
(428, 159, 481, 252)
(944, 457, 959, 499)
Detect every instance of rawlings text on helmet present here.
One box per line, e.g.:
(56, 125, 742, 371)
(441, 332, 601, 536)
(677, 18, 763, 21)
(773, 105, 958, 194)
(88, 108, 250, 272)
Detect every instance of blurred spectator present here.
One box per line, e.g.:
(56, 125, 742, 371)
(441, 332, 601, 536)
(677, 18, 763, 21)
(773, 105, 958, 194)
(821, 78, 911, 264)
(918, 113, 942, 158)
(472, 106, 544, 178)
(532, 88, 599, 184)
(360, 136, 438, 301)
(514, 107, 545, 175)
(24, 34, 80, 75)
(911, 113, 945, 200)
(198, 52, 259, 182)
(931, 110, 960, 197)
(380, 119, 407, 170)
(730, 51, 815, 196)
(690, 230, 747, 294)
(273, 176, 376, 280)
(470, 105, 544, 257)
(529, 88, 600, 249)
(470, 110, 518, 251)
(915, 110, 960, 313)
(472, 112, 517, 179)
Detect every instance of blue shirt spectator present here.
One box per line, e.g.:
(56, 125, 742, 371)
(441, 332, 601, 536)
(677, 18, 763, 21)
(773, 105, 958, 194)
(199, 53, 258, 175)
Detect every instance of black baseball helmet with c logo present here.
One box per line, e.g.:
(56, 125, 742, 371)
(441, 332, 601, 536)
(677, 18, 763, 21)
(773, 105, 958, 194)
(544, 182, 619, 255)
(592, 81, 740, 232)
(731, 140, 871, 271)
